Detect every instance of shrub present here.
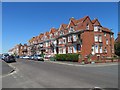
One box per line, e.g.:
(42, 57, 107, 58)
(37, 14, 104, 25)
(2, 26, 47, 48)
(55, 54, 79, 62)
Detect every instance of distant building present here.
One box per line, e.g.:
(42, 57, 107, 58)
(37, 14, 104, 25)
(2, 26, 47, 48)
(115, 32, 120, 43)
(8, 43, 28, 56)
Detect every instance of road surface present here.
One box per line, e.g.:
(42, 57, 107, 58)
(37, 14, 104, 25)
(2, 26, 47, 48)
(2, 59, 118, 89)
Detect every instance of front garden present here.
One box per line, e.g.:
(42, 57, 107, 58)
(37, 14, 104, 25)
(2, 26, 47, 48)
(49, 54, 120, 64)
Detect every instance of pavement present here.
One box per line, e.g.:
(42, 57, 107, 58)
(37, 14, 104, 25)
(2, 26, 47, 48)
(46, 60, 118, 67)
(0, 60, 15, 77)
(2, 59, 119, 89)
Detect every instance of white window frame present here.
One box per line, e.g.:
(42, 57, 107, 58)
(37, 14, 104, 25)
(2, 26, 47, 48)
(63, 48, 66, 54)
(73, 34, 77, 41)
(94, 26, 99, 32)
(91, 45, 95, 55)
(106, 39, 108, 45)
(55, 32, 58, 36)
(94, 35, 98, 42)
(60, 31, 64, 35)
(63, 37, 66, 44)
(24, 47, 26, 49)
(99, 35, 102, 42)
(68, 36, 72, 42)
(59, 48, 63, 54)
(69, 27, 74, 33)
(50, 34, 53, 39)
(46, 42, 48, 47)
(99, 46, 102, 53)
(111, 34, 113, 38)
(73, 45, 77, 53)
(68, 46, 73, 53)
(59, 39, 62, 44)
(104, 32, 106, 36)
(95, 45, 98, 53)
(86, 24, 89, 30)
(104, 47, 107, 53)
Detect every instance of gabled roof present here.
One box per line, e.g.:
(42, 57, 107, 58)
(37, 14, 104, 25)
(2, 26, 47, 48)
(92, 18, 101, 26)
(59, 24, 68, 31)
(70, 18, 77, 25)
(45, 32, 49, 36)
(77, 16, 88, 23)
(62, 24, 68, 29)
(39, 33, 44, 38)
(50, 28, 57, 34)
(101, 27, 113, 33)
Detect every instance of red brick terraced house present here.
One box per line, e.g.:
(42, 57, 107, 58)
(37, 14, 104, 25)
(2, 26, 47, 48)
(8, 43, 28, 56)
(27, 16, 114, 61)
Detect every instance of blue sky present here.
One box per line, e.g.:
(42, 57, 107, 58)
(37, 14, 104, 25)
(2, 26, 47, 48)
(2, 2, 118, 53)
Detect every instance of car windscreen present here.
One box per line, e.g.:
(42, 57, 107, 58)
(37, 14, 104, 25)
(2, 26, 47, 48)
(36, 55, 41, 57)
(4, 54, 9, 57)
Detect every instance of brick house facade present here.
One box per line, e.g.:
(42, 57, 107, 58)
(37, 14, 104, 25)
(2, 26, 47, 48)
(10, 16, 114, 61)
(9, 43, 28, 56)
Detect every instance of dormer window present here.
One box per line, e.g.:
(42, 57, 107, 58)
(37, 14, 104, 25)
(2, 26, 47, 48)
(111, 34, 113, 38)
(45, 36, 47, 40)
(69, 27, 74, 33)
(86, 24, 89, 30)
(104, 32, 106, 36)
(24, 47, 26, 49)
(60, 31, 64, 35)
(55, 32, 58, 36)
(50, 34, 53, 38)
(94, 26, 99, 31)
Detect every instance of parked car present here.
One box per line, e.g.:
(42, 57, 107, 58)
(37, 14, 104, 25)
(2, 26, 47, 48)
(19, 56, 23, 59)
(33, 55, 44, 61)
(22, 56, 29, 59)
(30, 55, 34, 60)
(44, 54, 51, 60)
(2, 54, 16, 63)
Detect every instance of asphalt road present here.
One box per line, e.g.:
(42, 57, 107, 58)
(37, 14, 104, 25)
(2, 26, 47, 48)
(2, 59, 118, 89)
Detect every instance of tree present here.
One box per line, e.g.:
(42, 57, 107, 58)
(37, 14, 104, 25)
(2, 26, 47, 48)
(114, 42, 120, 56)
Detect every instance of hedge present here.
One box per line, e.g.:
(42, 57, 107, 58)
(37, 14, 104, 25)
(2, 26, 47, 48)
(55, 54, 79, 62)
